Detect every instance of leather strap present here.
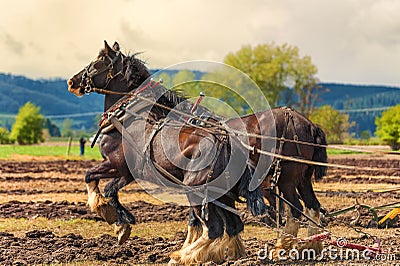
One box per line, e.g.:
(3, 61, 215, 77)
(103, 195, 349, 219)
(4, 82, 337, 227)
(108, 115, 243, 217)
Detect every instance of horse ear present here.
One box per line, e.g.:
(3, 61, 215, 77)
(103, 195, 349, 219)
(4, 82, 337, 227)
(104, 40, 112, 54)
(112, 42, 120, 52)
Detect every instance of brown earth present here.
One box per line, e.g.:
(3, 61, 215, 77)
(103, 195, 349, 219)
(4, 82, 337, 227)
(0, 156, 399, 265)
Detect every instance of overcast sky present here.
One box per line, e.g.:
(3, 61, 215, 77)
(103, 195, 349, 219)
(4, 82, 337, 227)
(1, 0, 400, 87)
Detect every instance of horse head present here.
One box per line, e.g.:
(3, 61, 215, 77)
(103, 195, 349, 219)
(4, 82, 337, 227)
(67, 41, 151, 110)
(67, 41, 123, 96)
(67, 41, 150, 96)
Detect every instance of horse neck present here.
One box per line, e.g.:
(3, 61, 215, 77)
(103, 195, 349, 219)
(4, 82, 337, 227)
(102, 78, 129, 111)
(225, 115, 253, 131)
(125, 55, 151, 90)
(104, 94, 123, 111)
(103, 63, 151, 111)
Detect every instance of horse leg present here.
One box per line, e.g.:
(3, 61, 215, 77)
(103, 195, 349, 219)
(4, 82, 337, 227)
(297, 167, 323, 253)
(104, 175, 136, 245)
(273, 180, 301, 259)
(170, 204, 232, 265)
(180, 207, 203, 250)
(176, 205, 245, 263)
(260, 176, 279, 226)
(216, 204, 245, 260)
(85, 159, 118, 224)
(169, 220, 216, 265)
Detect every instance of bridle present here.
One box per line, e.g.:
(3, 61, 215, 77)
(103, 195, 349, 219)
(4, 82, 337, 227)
(80, 51, 124, 94)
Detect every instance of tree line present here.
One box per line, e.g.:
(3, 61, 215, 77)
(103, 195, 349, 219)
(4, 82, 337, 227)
(0, 102, 94, 145)
(1, 42, 399, 149)
(2, 100, 398, 150)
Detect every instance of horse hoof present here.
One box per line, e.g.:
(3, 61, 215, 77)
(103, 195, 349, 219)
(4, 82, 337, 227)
(271, 246, 284, 261)
(169, 251, 182, 265)
(272, 238, 297, 260)
(115, 224, 132, 245)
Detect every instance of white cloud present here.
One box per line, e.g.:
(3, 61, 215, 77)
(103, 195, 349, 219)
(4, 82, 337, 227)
(0, 0, 400, 86)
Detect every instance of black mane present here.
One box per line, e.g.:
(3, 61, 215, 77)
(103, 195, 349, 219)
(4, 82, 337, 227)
(158, 89, 188, 108)
(149, 84, 191, 120)
(124, 53, 152, 89)
(122, 53, 216, 121)
(123, 52, 187, 110)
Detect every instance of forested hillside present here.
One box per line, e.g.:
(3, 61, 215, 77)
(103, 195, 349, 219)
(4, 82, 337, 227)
(319, 83, 399, 108)
(0, 73, 103, 130)
(0, 73, 399, 135)
(318, 83, 400, 134)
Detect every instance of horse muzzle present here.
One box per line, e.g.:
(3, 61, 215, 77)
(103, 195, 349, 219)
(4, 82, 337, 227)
(67, 79, 84, 97)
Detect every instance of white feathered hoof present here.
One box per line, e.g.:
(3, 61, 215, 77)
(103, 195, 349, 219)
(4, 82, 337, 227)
(114, 223, 132, 245)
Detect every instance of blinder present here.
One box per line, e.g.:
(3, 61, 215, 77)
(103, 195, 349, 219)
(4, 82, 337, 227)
(80, 52, 122, 94)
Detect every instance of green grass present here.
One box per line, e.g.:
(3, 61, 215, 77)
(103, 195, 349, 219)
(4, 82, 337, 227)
(0, 143, 102, 160)
(326, 148, 364, 155)
(0, 143, 387, 159)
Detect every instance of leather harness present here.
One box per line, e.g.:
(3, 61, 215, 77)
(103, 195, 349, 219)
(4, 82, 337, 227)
(97, 87, 244, 218)
(270, 106, 303, 190)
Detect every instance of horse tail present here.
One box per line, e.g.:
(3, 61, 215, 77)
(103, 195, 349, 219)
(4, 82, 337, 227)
(312, 124, 328, 181)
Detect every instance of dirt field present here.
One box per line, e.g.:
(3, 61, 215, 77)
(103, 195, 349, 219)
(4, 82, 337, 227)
(0, 155, 399, 265)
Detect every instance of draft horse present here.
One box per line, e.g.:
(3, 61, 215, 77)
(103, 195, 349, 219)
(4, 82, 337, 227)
(68, 41, 328, 257)
(67, 41, 267, 264)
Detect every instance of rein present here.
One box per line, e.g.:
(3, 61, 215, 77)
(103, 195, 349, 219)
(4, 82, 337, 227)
(88, 87, 396, 153)
(88, 86, 400, 172)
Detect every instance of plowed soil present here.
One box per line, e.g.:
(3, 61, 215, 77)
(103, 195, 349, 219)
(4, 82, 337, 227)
(0, 155, 399, 265)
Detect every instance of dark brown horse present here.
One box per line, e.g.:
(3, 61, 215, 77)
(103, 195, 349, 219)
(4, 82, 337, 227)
(225, 108, 327, 253)
(67, 41, 267, 264)
(68, 41, 328, 256)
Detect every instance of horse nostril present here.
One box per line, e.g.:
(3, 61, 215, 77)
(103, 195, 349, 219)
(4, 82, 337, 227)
(67, 79, 74, 87)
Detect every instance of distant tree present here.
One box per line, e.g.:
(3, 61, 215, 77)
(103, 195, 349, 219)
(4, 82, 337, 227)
(200, 70, 253, 116)
(169, 68, 271, 117)
(0, 127, 11, 144)
(10, 102, 44, 145)
(43, 118, 61, 137)
(224, 42, 321, 115)
(170, 69, 251, 117)
(157, 72, 173, 89)
(61, 118, 74, 137)
(170, 70, 220, 114)
(172, 70, 198, 95)
(359, 130, 371, 143)
(375, 104, 400, 150)
(309, 105, 354, 144)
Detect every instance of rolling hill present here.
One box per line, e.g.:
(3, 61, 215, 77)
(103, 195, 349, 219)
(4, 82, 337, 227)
(0, 73, 103, 130)
(0, 72, 399, 135)
(318, 83, 400, 134)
